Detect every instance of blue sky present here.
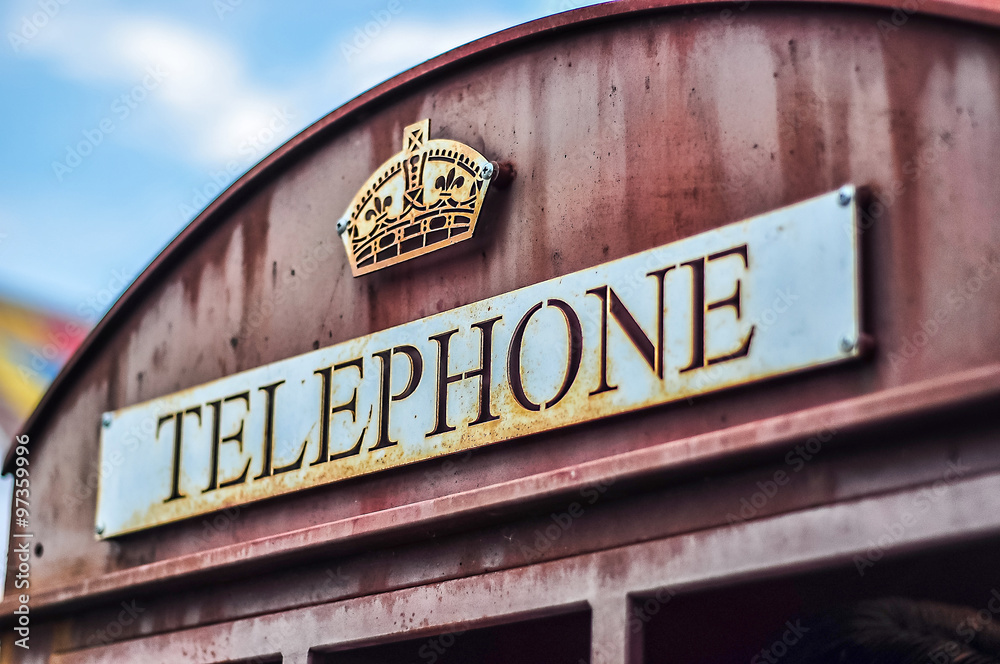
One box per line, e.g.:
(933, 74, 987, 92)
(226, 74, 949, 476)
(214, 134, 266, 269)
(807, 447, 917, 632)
(0, 0, 605, 320)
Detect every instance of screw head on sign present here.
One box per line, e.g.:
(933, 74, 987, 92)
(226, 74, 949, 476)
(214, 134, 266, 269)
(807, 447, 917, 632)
(95, 524, 105, 536)
(102, 413, 112, 428)
(840, 336, 857, 353)
(482, 162, 495, 181)
(838, 185, 853, 207)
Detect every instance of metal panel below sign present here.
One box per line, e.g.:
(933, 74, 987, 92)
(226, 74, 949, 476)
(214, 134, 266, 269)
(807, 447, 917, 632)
(96, 187, 862, 538)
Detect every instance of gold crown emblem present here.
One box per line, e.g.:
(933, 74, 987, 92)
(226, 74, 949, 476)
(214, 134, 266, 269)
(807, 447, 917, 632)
(337, 119, 495, 277)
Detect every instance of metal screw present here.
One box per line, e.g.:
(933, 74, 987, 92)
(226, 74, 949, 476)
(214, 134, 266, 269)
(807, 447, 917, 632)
(840, 336, 857, 353)
(336, 216, 349, 236)
(481, 161, 495, 181)
(838, 185, 853, 206)
(102, 413, 112, 428)
(95, 523, 105, 536)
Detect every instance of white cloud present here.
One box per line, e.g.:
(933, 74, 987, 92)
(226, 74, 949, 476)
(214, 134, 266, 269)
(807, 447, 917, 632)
(13, 8, 535, 170)
(21, 12, 298, 168)
(332, 18, 513, 97)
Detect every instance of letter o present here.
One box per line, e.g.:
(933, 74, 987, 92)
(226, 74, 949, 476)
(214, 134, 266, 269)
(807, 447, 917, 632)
(77, 140, 93, 156)
(967, 276, 983, 294)
(545, 524, 561, 541)
(440, 633, 455, 648)
(644, 598, 660, 616)
(761, 309, 777, 326)
(913, 330, 928, 347)
(772, 642, 787, 657)
(107, 621, 123, 637)
(33, 11, 49, 27)
(805, 437, 822, 454)
(507, 299, 583, 411)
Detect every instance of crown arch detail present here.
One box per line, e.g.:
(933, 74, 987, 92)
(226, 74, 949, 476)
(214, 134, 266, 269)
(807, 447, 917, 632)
(339, 119, 495, 277)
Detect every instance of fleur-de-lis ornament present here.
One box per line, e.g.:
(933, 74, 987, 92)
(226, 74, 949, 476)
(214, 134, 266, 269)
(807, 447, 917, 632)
(336, 119, 497, 277)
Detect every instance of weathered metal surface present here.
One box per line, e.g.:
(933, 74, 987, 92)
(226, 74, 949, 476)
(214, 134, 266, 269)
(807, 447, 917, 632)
(9, 0, 1000, 476)
(338, 119, 497, 276)
(7, 361, 996, 624)
(5, 0, 1000, 661)
(34, 390, 998, 653)
(96, 189, 861, 538)
(9, 0, 1000, 597)
(45, 468, 1000, 663)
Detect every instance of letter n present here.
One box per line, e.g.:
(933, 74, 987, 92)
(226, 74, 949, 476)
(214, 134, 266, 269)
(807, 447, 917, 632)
(587, 266, 675, 394)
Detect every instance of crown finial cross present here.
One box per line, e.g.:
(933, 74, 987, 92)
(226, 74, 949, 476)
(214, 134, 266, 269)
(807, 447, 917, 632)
(405, 119, 429, 154)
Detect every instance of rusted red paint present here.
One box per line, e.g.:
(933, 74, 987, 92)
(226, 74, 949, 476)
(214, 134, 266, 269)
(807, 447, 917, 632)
(6, 362, 1000, 629)
(4, 1, 1000, 662)
(7, 0, 1000, 474)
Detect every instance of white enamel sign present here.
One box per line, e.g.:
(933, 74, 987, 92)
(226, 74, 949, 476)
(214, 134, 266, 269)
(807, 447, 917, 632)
(96, 187, 862, 537)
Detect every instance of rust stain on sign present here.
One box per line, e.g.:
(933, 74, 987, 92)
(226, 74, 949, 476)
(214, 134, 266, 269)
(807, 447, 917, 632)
(96, 187, 863, 538)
